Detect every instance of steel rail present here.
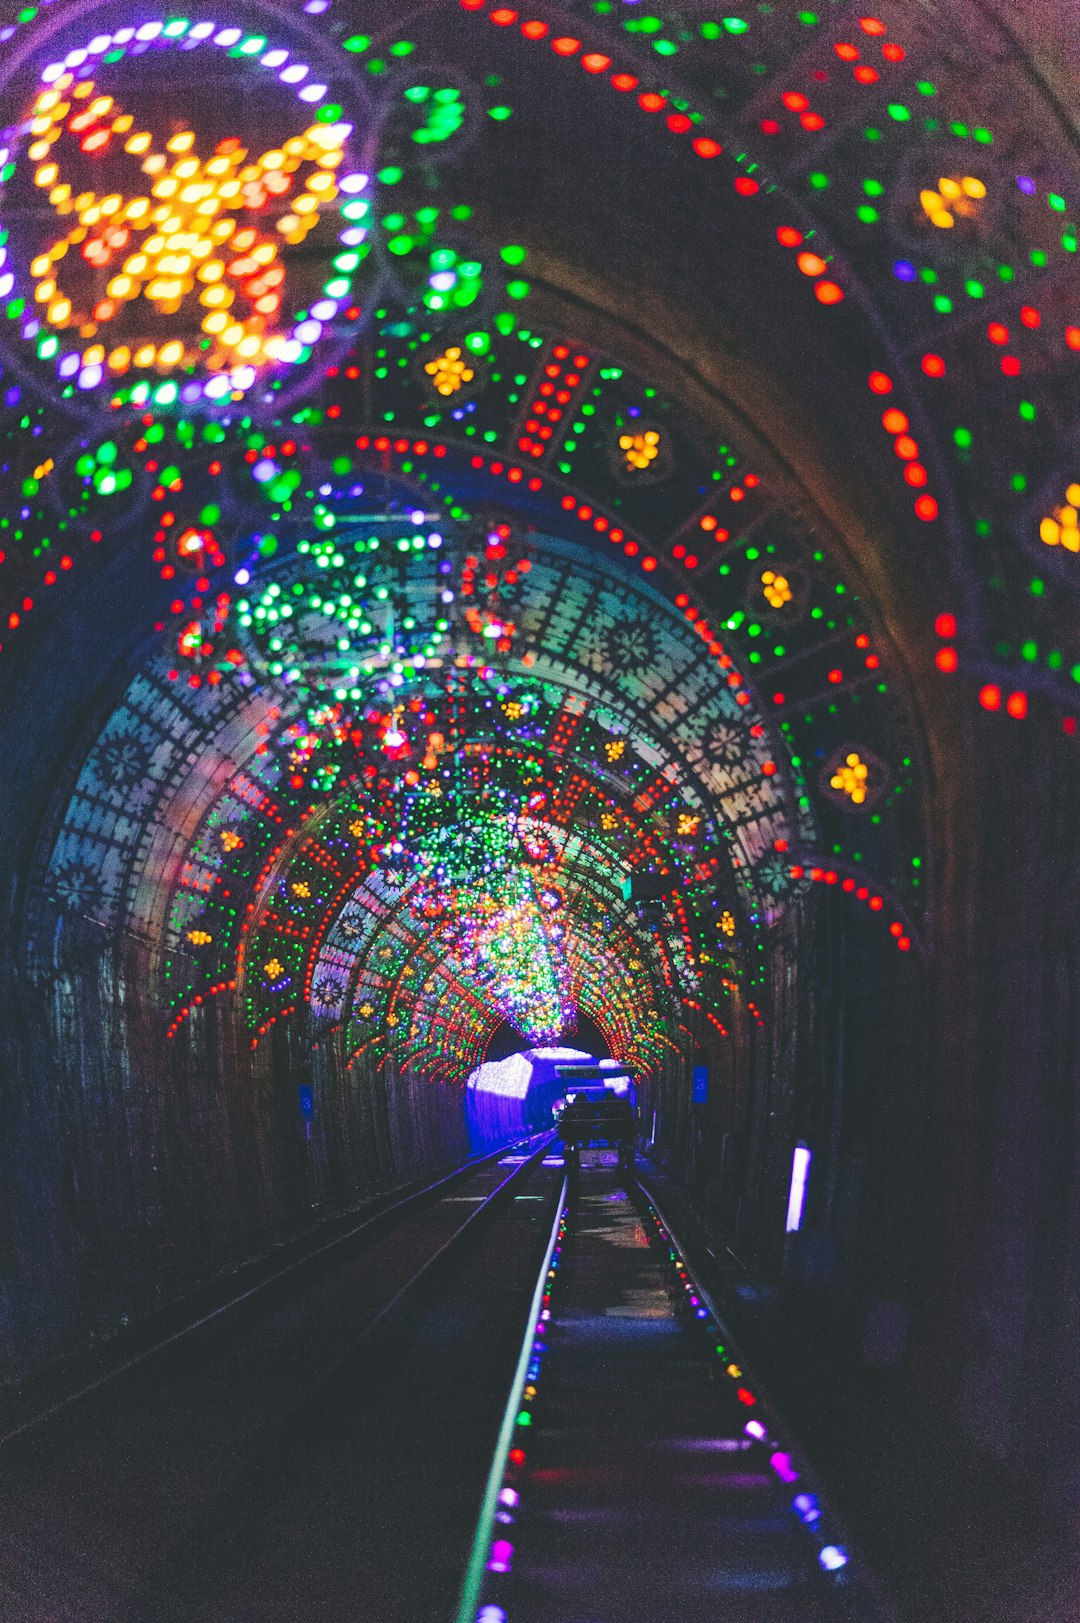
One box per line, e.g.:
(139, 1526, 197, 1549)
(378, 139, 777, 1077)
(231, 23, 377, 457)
(453, 1171, 569, 1623)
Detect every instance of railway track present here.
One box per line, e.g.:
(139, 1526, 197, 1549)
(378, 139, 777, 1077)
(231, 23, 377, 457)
(0, 1135, 563, 1622)
(458, 1163, 895, 1623)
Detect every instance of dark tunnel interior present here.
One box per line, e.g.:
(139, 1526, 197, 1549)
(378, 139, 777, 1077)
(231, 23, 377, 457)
(0, 1, 1078, 1618)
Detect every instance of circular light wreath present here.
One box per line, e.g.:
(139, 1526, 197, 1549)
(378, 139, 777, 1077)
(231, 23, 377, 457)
(0, 14, 370, 412)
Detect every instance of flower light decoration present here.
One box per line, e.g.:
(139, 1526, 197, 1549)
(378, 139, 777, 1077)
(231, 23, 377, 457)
(1039, 481, 1080, 555)
(819, 744, 888, 814)
(423, 344, 474, 396)
(919, 174, 986, 229)
(0, 17, 369, 408)
(830, 752, 870, 805)
(761, 569, 793, 609)
(619, 427, 661, 472)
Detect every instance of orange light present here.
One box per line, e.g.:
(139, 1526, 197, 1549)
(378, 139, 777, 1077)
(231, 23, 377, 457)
(797, 251, 827, 276)
(815, 280, 844, 304)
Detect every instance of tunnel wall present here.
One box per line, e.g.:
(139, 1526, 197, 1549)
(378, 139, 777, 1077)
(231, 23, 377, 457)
(0, 907, 470, 1387)
(650, 894, 931, 1379)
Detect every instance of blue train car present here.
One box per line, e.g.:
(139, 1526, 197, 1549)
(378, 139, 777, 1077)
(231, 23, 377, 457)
(465, 1047, 636, 1152)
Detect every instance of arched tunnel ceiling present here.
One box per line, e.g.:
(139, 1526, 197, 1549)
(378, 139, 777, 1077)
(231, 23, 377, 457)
(1, 0, 1076, 1081)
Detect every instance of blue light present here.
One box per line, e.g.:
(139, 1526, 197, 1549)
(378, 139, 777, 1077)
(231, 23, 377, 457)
(893, 260, 917, 281)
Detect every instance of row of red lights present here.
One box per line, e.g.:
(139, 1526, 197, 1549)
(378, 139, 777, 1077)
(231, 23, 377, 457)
(2, 534, 95, 648)
(788, 863, 913, 951)
(165, 978, 237, 1040)
(934, 612, 1030, 717)
(762, 17, 906, 134)
(775, 226, 845, 305)
(985, 307, 1080, 368)
(249, 1004, 298, 1050)
(866, 371, 940, 521)
(462, 0, 725, 162)
(517, 345, 591, 460)
(682, 996, 729, 1038)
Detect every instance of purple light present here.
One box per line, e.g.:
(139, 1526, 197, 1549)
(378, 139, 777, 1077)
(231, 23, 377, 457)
(252, 459, 278, 484)
(893, 259, 917, 281)
(786, 1143, 811, 1233)
(1016, 175, 1036, 195)
(770, 1450, 799, 1483)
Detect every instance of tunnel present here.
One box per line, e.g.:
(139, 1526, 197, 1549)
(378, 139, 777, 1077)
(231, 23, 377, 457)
(0, 1, 1077, 1618)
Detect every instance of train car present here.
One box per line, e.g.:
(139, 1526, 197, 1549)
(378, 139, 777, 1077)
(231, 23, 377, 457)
(557, 1091, 637, 1171)
(465, 1047, 637, 1152)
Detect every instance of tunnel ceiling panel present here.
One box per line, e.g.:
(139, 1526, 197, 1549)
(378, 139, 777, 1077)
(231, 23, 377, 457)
(6, 0, 1075, 1078)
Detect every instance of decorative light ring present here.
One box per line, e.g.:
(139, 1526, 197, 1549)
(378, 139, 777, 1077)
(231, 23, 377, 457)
(0, 12, 370, 413)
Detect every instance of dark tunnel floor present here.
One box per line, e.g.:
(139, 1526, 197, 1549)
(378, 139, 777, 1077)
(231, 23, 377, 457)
(130, 1157, 566, 1623)
(0, 1150, 561, 1622)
